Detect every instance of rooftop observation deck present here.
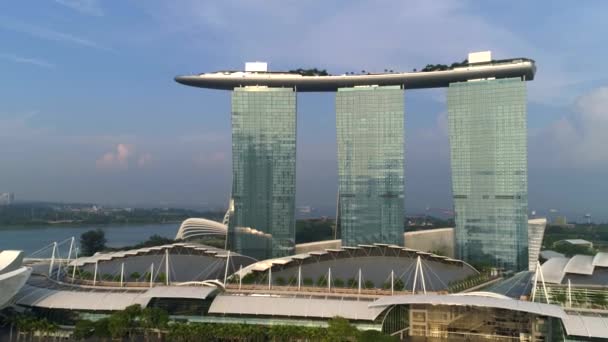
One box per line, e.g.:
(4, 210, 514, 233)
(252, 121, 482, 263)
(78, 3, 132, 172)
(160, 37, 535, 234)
(174, 58, 536, 92)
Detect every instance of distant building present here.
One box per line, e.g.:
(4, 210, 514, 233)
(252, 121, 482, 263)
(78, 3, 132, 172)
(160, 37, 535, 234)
(555, 239, 593, 249)
(528, 218, 547, 271)
(0, 192, 14, 205)
(553, 216, 574, 228)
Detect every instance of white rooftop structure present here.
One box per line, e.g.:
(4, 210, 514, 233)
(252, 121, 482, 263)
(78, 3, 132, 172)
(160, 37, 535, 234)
(540, 252, 608, 284)
(14, 284, 217, 311)
(0, 250, 31, 309)
(245, 62, 268, 72)
(209, 294, 383, 321)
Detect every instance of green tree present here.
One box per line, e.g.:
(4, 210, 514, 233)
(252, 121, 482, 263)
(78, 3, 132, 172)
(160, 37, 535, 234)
(130, 271, 141, 281)
(73, 320, 95, 340)
(358, 330, 399, 341)
(93, 318, 110, 339)
(80, 229, 107, 256)
(303, 277, 313, 286)
(141, 307, 169, 340)
(364, 280, 375, 289)
(333, 278, 345, 288)
(327, 317, 359, 341)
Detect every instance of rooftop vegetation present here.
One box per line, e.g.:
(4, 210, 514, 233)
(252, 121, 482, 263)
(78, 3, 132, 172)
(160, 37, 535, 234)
(289, 68, 330, 76)
(420, 59, 469, 72)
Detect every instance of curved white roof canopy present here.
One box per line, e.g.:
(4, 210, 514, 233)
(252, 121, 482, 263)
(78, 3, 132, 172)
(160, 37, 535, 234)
(370, 293, 566, 319)
(175, 218, 227, 240)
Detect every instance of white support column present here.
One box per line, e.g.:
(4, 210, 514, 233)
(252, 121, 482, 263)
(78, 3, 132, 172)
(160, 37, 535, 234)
(67, 237, 75, 264)
(391, 270, 394, 295)
(150, 263, 154, 288)
(358, 268, 362, 295)
(297, 266, 302, 291)
(531, 265, 539, 302)
(537, 261, 550, 304)
(71, 247, 78, 283)
(268, 267, 272, 290)
(48, 242, 57, 276)
(328, 268, 332, 292)
(419, 259, 427, 295)
(120, 263, 125, 287)
(568, 279, 572, 308)
(165, 249, 170, 286)
(93, 261, 98, 286)
(223, 251, 231, 286)
(238, 265, 242, 290)
(412, 257, 420, 293)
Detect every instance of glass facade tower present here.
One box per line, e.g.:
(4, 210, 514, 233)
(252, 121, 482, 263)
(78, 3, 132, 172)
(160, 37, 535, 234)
(229, 87, 297, 259)
(336, 86, 404, 246)
(447, 77, 528, 271)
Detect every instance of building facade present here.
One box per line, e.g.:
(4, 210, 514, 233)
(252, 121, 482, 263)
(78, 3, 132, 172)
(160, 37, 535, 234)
(448, 77, 528, 271)
(336, 86, 404, 246)
(228, 87, 297, 259)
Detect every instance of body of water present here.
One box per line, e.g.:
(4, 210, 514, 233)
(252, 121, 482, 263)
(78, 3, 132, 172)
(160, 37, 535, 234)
(0, 223, 179, 255)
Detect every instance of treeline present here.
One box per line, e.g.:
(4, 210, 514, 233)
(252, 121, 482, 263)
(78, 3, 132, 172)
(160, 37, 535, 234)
(419, 59, 469, 72)
(2, 305, 397, 341)
(543, 224, 608, 255)
(288, 68, 330, 76)
(0, 204, 223, 226)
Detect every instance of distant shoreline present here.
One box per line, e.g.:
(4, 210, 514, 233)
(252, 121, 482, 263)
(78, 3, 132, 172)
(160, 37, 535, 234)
(0, 221, 180, 229)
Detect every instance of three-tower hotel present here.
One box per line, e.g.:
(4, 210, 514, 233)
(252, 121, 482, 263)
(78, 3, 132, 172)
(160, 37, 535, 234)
(176, 51, 536, 271)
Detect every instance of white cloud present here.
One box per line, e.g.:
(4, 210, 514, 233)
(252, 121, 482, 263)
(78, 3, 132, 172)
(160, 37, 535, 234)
(96, 143, 135, 169)
(0, 53, 54, 68)
(54, 0, 104, 16)
(532, 86, 608, 167)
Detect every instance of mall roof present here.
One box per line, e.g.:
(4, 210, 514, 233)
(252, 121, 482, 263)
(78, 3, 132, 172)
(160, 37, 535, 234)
(369, 292, 607, 339)
(175, 58, 536, 92)
(70, 243, 232, 267)
(14, 284, 218, 311)
(239, 243, 476, 275)
(540, 253, 608, 285)
(539, 250, 565, 260)
(562, 313, 608, 339)
(370, 292, 567, 319)
(209, 294, 384, 321)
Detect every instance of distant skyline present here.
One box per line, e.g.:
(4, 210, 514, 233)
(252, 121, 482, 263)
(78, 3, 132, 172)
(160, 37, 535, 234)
(2, 1, 608, 220)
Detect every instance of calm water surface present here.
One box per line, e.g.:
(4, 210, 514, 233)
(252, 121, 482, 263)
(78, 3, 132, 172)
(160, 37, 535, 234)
(0, 223, 178, 255)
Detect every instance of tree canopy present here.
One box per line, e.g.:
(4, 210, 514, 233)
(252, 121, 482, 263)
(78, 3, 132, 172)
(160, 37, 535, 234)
(79, 229, 107, 256)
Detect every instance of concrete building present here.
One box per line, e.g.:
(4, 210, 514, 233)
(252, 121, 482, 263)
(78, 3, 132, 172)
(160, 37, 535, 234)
(555, 239, 593, 249)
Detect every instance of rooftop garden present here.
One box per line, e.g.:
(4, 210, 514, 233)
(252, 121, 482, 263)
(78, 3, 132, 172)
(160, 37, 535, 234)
(288, 68, 330, 76)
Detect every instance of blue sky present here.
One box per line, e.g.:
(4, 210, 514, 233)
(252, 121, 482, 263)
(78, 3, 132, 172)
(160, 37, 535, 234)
(1, 1, 608, 221)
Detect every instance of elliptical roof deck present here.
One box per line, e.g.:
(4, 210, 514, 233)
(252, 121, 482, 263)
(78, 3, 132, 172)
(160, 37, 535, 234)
(175, 58, 536, 92)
